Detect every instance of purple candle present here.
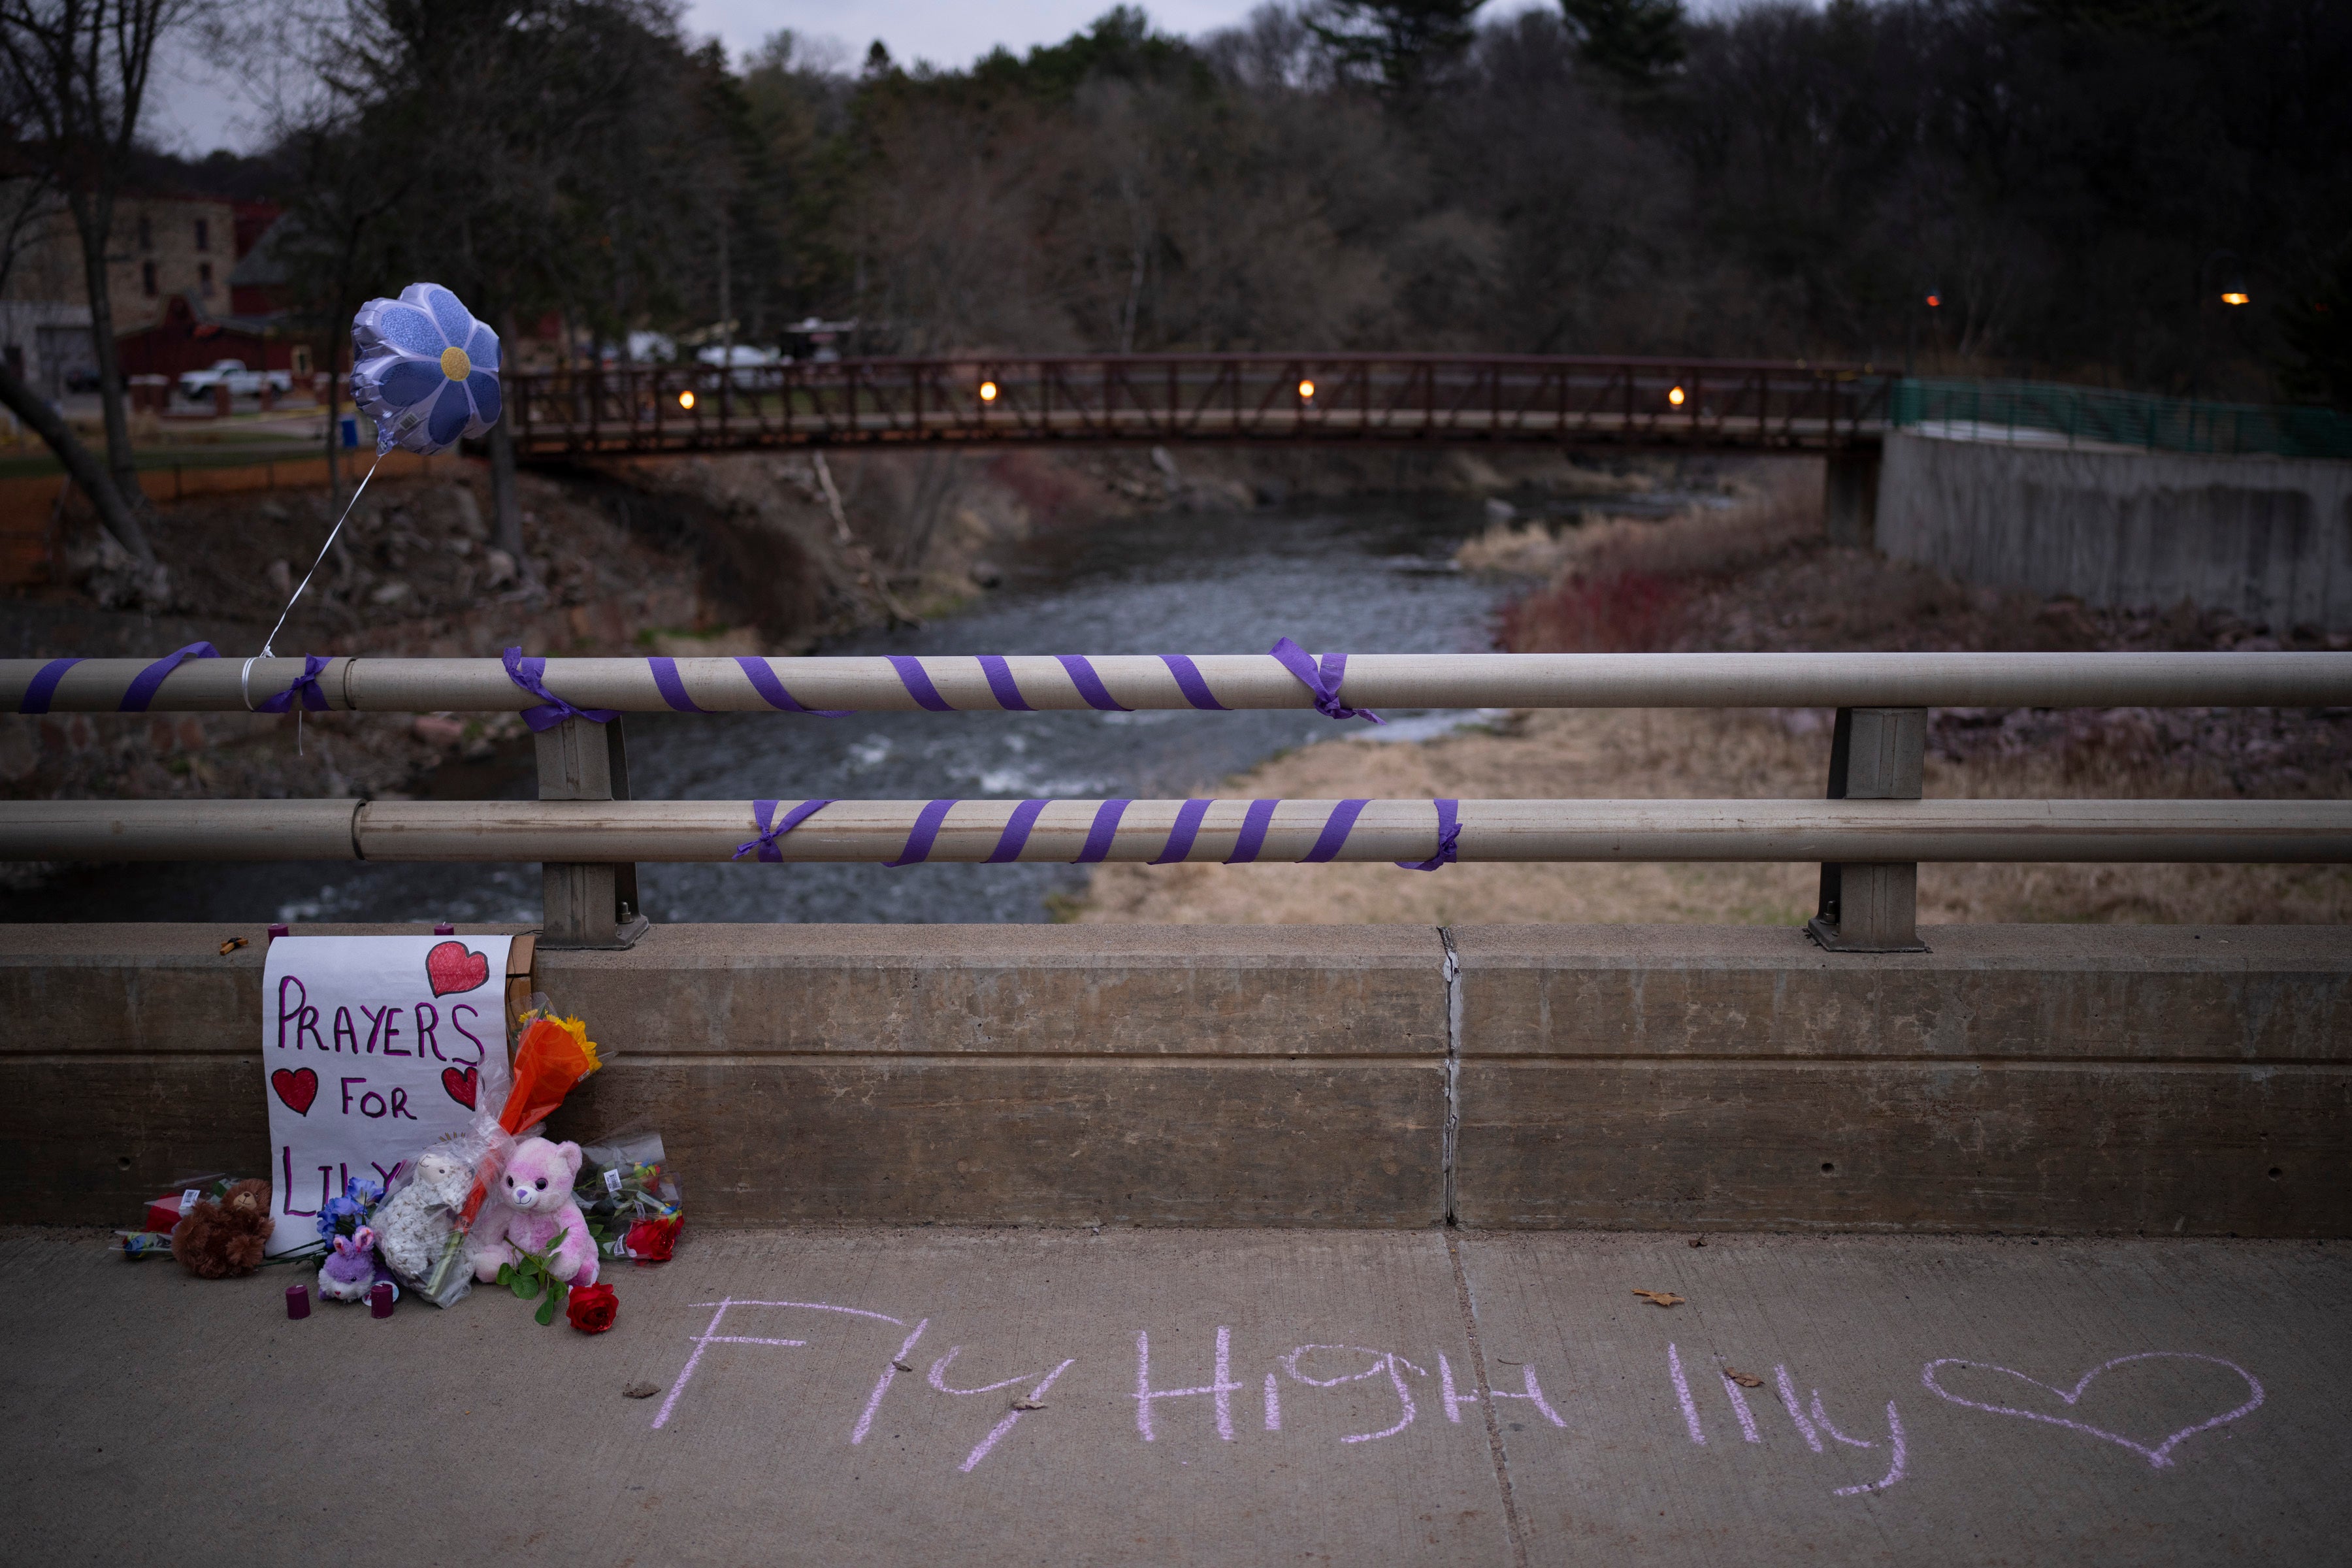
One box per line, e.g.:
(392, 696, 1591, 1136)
(370, 1281, 395, 1319)
(285, 1284, 310, 1320)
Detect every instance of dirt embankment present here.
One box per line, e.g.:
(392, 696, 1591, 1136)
(1078, 458, 2352, 928)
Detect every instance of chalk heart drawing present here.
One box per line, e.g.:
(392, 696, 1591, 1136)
(424, 940, 490, 998)
(441, 1065, 480, 1111)
(1921, 1352, 2263, 1469)
(270, 1067, 319, 1116)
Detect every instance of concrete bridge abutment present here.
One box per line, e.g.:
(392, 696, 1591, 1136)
(5, 922, 2345, 1236)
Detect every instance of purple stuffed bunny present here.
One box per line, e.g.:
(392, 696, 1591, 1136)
(318, 1225, 381, 1304)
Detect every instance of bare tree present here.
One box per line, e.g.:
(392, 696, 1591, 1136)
(0, 0, 203, 568)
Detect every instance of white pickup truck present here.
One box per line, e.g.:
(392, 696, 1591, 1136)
(177, 359, 295, 401)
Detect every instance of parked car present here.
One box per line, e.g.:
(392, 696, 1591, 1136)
(177, 359, 294, 402)
(694, 344, 783, 390)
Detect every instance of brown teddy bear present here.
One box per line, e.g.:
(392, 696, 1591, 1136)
(171, 1179, 275, 1279)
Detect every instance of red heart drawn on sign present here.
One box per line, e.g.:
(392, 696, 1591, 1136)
(441, 1065, 480, 1111)
(425, 940, 490, 998)
(271, 1067, 318, 1116)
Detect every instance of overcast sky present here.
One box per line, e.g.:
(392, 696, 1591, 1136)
(148, 0, 1556, 156)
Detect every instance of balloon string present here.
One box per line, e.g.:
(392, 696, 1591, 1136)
(248, 449, 384, 756)
(259, 450, 383, 661)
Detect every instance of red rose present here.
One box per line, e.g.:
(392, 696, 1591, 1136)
(625, 1215, 682, 1265)
(566, 1282, 619, 1334)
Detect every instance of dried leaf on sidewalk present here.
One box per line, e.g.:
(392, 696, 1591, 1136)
(1631, 1290, 1685, 1307)
(219, 937, 248, 956)
(1011, 1397, 1047, 1411)
(892, 1359, 915, 1373)
(1687, 1235, 1706, 1248)
(622, 1382, 660, 1399)
(1723, 1368, 1763, 1388)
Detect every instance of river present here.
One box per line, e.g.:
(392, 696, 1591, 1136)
(14, 498, 1515, 926)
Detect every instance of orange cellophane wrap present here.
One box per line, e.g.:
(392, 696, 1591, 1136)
(456, 1014, 603, 1230)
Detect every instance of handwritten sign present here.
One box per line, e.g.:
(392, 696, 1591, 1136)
(261, 934, 512, 1254)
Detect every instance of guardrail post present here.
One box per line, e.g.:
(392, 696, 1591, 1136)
(1806, 706, 1927, 953)
(535, 716, 649, 950)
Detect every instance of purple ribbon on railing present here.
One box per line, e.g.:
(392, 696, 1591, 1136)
(1160, 654, 1228, 710)
(17, 657, 82, 714)
(1269, 638, 1381, 723)
(885, 798, 957, 866)
(502, 647, 619, 732)
(1226, 799, 1279, 864)
(1152, 798, 1212, 864)
(734, 798, 836, 862)
(731, 656, 851, 716)
(887, 656, 956, 713)
(1303, 799, 1369, 862)
(1396, 798, 1460, 871)
(648, 657, 706, 713)
(977, 655, 1031, 712)
(120, 642, 219, 713)
(986, 800, 1049, 862)
(1056, 655, 1132, 712)
(256, 655, 333, 714)
(1076, 800, 1130, 862)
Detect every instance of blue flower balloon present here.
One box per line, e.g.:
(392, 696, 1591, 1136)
(350, 283, 502, 455)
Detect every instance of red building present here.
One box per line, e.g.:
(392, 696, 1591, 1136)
(112, 291, 311, 380)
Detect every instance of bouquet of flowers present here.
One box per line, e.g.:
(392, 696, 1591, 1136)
(574, 1130, 683, 1264)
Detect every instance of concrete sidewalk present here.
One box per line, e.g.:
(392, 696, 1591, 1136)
(3, 1226, 2344, 1565)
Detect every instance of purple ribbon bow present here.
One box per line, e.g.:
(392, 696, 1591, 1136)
(1396, 798, 1460, 871)
(502, 647, 619, 732)
(734, 798, 836, 862)
(1269, 638, 1381, 723)
(257, 655, 333, 714)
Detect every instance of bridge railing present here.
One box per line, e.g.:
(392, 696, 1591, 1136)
(509, 353, 1898, 456)
(8, 649, 2349, 953)
(1891, 376, 2352, 460)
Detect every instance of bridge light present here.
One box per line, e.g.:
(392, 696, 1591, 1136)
(1667, 385, 1686, 407)
(2221, 291, 2250, 306)
(678, 389, 696, 411)
(979, 380, 998, 402)
(1298, 378, 1315, 400)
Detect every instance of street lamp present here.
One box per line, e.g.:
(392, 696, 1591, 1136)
(2193, 249, 2251, 402)
(979, 379, 998, 402)
(1906, 287, 1944, 377)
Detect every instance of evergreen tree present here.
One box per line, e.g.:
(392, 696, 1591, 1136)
(1307, 0, 1486, 96)
(1559, 0, 1686, 85)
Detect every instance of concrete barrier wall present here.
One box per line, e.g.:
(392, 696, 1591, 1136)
(3, 922, 2345, 1235)
(1876, 431, 2352, 630)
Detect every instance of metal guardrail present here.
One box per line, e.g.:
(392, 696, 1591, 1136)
(1891, 377, 2352, 459)
(10, 798, 2347, 866)
(8, 649, 2348, 954)
(11, 651, 2352, 715)
(508, 353, 1898, 456)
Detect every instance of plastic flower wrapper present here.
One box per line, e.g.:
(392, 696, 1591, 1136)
(372, 1038, 514, 1307)
(574, 1128, 683, 1261)
(350, 283, 501, 456)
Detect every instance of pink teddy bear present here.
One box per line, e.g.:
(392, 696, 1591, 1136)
(470, 1137, 600, 1288)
